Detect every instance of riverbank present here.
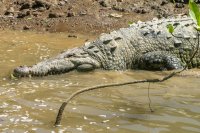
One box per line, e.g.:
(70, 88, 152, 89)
(0, 0, 189, 35)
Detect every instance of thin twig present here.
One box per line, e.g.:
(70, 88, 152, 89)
(147, 82, 154, 113)
(54, 31, 200, 127)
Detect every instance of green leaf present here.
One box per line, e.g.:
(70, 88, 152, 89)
(128, 21, 134, 25)
(189, 0, 200, 26)
(10, 73, 17, 80)
(189, 9, 197, 23)
(27, 17, 32, 20)
(172, 0, 175, 4)
(195, 25, 200, 31)
(167, 24, 174, 34)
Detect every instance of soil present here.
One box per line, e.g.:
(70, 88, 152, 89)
(0, 0, 191, 35)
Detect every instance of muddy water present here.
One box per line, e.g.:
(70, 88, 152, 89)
(0, 30, 200, 133)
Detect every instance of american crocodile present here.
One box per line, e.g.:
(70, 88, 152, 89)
(13, 16, 200, 77)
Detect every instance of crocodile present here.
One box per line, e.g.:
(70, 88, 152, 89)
(13, 16, 200, 77)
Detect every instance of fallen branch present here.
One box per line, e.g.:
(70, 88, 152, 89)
(54, 69, 181, 126)
(54, 31, 200, 127)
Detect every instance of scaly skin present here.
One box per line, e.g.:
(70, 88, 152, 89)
(13, 16, 200, 77)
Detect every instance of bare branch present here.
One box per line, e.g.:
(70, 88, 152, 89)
(54, 69, 183, 126)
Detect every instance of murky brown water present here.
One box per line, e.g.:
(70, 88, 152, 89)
(0, 30, 200, 133)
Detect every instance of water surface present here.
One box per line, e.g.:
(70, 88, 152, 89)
(0, 30, 200, 133)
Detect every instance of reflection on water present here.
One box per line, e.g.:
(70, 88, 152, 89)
(0, 30, 200, 133)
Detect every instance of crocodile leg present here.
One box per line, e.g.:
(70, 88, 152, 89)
(136, 51, 184, 70)
(13, 47, 101, 77)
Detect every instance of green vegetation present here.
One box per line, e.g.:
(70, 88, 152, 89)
(189, 0, 200, 30)
(167, 0, 200, 33)
(128, 21, 134, 26)
(167, 24, 174, 34)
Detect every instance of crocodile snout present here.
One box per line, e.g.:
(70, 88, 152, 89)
(13, 66, 30, 77)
